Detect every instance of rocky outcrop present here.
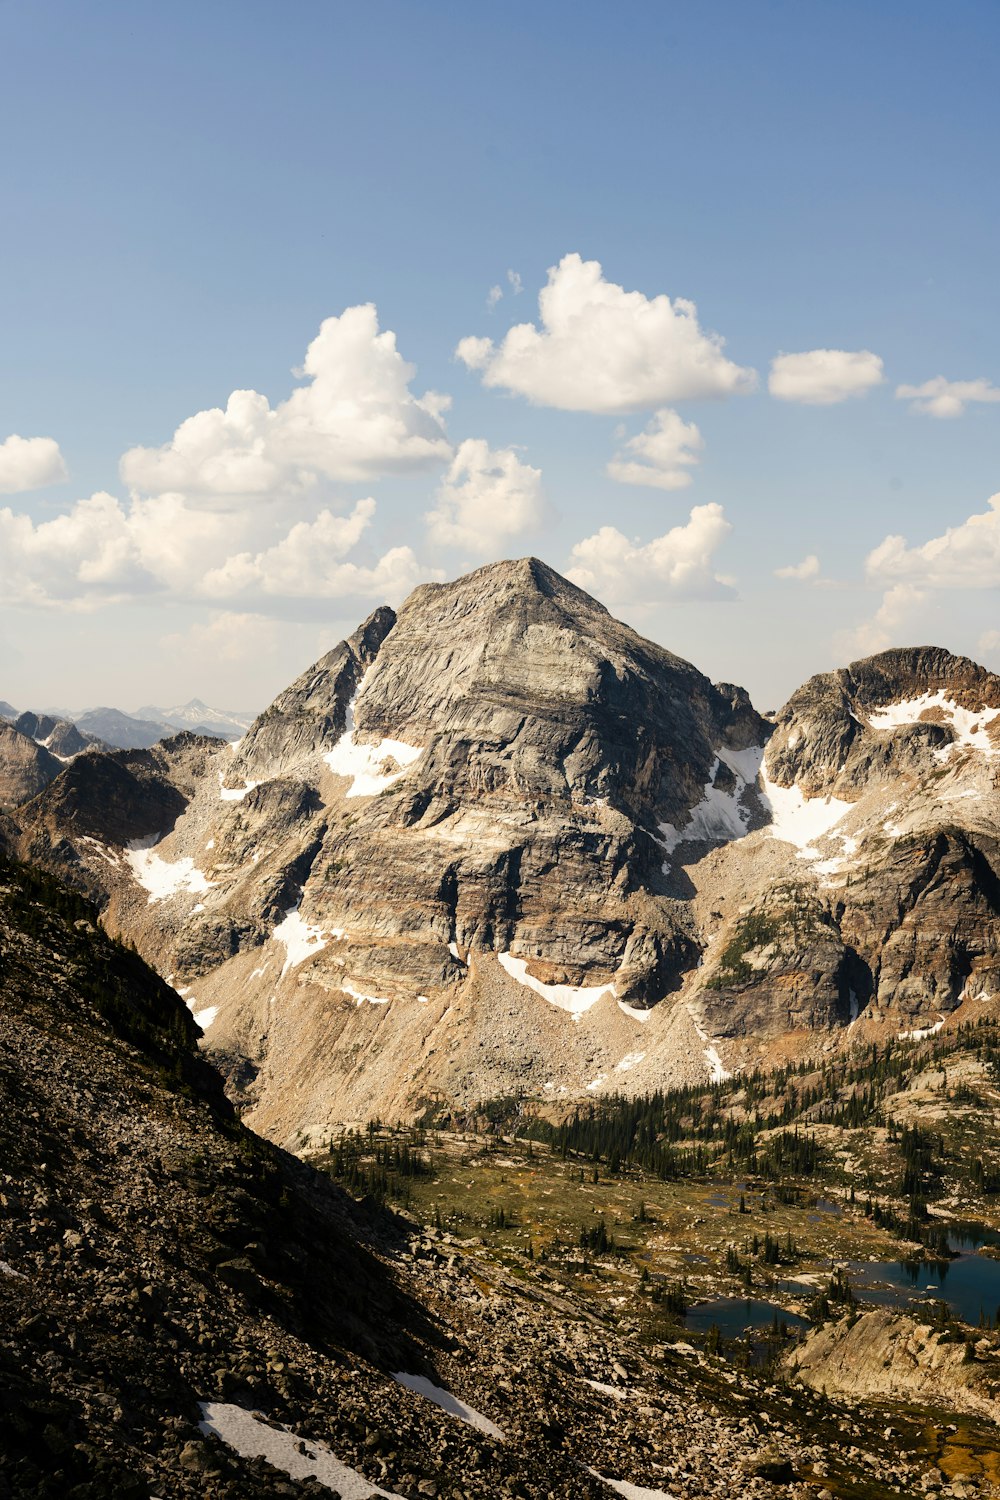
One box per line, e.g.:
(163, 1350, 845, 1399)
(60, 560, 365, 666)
(13, 710, 101, 758)
(15, 734, 222, 893)
(0, 850, 434, 1496)
(766, 647, 1000, 799)
(839, 827, 1000, 1021)
(231, 605, 396, 785)
(700, 881, 858, 1038)
(0, 722, 61, 808)
(305, 558, 767, 999)
(5, 848, 929, 1500)
(789, 1307, 1000, 1420)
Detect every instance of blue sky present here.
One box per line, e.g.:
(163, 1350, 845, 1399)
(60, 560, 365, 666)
(2, 0, 999, 712)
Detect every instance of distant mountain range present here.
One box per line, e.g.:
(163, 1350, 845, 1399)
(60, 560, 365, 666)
(1, 697, 256, 750)
(137, 697, 256, 740)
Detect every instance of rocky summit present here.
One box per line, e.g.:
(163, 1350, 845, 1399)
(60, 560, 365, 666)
(4, 559, 1000, 1149)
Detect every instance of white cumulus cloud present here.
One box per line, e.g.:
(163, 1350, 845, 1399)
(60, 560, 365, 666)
(0, 434, 68, 494)
(565, 503, 735, 605)
(0, 488, 432, 611)
(202, 498, 428, 602)
(607, 408, 704, 490)
(836, 583, 927, 659)
(895, 376, 1000, 418)
(769, 349, 885, 405)
(425, 439, 544, 552)
(0, 492, 152, 607)
(866, 492, 1000, 589)
(838, 492, 1000, 660)
(456, 253, 755, 413)
(774, 554, 820, 581)
(120, 305, 452, 502)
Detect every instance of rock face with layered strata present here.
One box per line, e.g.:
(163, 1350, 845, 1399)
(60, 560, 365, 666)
(299, 558, 766, 1001)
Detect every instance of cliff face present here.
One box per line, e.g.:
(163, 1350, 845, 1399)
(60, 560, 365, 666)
(0, 722, 62, 808)
(7, 562, 1000, 1141)
(694, 646, 1000, 1050)
(230, 604, 396, 784)
(766, 647, 1000, 798)
(789, 1308, 1000, 1422)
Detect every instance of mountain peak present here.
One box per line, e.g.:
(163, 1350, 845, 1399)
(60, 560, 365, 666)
(844, 645, 1000, 709)
(402, 555, 610, 622)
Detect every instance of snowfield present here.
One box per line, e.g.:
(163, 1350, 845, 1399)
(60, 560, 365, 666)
(759, 766, 853, 855)
(497, 951, 614, 1019)
(323, 692, 423, 797)
(658, 745, 764, 856)
(867, 691, 1000, 755)
(125, 838, 214, 904)
(198, 1403, 402, 1497)
(273, 907, 339, 976)
(391, 1372, 504, 1438)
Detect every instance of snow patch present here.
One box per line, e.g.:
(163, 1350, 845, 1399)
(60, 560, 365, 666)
(759, 765, 852, 857)
(898, 1015, 946, 1041)
(77, 835, 122, 867)
(273, 907, 340, 977)
(687, 1005, 733, 1081)
(586, 1073, 608, 1091)
(497, 952, 614, 1020)
(342, 979, 391, 1006)
(618, 1000, 652, 1024)
(584, 1379, 628, 1400)
(703, 1044, 731, 1084)
(868, 691, 1000, 756)
(810, 833, 859, 878)
(218, 771, 260, 801)
(391, 1373, 504, 1438)
(614, 1051, 646, 1072)
(193, 1006, 218, 1030)
(323, 694, 423, 798)
(197, 1402, 402, 1498)
(587, 1470, 676, 1500)
(125, 838, 215, 904)
(658, 745, 764, 857)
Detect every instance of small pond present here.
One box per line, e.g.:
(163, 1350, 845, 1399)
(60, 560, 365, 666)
(686, 1219, 1000, 1362)
(685, 1296, 809, 1340)
(850, 1232, 1000, 1328)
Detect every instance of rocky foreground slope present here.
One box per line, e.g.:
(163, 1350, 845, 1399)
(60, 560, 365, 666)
(1, 845, 956, 1499)
(4, 559, 1000, 1143)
